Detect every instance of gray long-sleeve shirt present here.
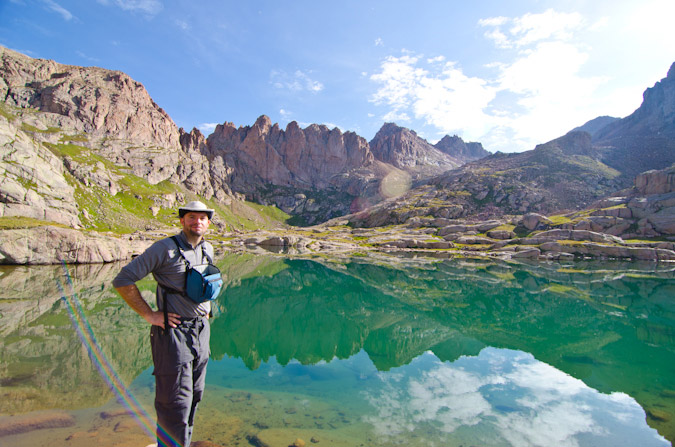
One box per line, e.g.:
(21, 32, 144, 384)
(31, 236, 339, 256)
(113, 231, 213, 318)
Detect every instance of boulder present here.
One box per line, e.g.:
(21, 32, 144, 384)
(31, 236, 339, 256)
(0, 411, 75, 436)
(523, 229, 623, 244)
(648, 208, 675, 235)
(456, 236, 494, 245)
(522, 213, 552, 231)
(438, 225, 470, 236)
(512, 248, 541, 259)
(476, 220, 504, 232)
(486, 229, 516, 240)
(635, 167, 675, 195)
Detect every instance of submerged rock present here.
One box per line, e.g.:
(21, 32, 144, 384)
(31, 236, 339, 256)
(0, 411, 75, 436)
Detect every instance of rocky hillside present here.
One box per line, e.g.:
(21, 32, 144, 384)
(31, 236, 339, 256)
(206, 115, 373, 190)
(0, 46, 294, 244)
(349, 61, 675, 227)
(1, 45, 674, 257)
(571, 116, 620, 138)
(349, 131, 623, 226)
(0, 46, 234, 213)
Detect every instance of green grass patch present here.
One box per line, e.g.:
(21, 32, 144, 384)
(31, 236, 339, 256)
(558, 240, 588, 246)
(59, 133, 89, 143)
(0, 103, 17, 121)
(43, 142, 88, 159)
(0, 216, 68, 230)
(548, 214, 573, 226)
(20, 123, 60, 134)
(490, 224, 516, 232)
(244, 201, 290, 223)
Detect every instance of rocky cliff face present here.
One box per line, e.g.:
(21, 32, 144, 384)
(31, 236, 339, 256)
(0, 46, 232, 202)
(0, 113, 81, 226)
(0, 46, 180, 183)
(203, 115, 379, 223)
(434, 134, 490, 164)
(369, 123, 461, 177)
(205, 115, 373, 191)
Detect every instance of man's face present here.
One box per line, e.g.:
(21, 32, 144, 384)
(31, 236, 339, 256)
(180, 211, 210, 238)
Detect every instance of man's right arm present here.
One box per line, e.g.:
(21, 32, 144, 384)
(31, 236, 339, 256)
(115, 284, 180, 328)
(112, 240, 180, 329)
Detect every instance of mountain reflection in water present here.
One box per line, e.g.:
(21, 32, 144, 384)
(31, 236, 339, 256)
(0, 254, 673, 446)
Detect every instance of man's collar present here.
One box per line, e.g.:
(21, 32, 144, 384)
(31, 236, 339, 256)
(177, 231, 204, 249)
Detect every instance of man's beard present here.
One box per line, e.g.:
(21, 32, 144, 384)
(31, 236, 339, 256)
(184, 226, 206, 238)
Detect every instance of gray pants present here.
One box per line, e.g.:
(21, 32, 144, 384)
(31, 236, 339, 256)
(150, 317, 210, 447)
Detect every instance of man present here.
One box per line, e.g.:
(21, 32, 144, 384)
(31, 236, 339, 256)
(113, 201, 215, 447)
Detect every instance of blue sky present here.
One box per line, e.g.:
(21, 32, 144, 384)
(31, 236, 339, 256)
(1, 0, 674, 153)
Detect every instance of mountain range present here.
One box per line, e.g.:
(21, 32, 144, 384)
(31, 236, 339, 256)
(1, 45, 674, 230)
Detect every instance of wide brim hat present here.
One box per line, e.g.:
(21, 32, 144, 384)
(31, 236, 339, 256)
(178, 201, 214, 219)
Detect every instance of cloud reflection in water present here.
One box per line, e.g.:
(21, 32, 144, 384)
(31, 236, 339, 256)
(362, 348, 669, 447)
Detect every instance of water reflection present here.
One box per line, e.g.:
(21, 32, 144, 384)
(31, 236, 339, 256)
(0, 255, 673, 446)
(362, 348, 667, 447)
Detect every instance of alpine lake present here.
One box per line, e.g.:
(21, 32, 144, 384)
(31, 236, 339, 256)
(1, 251, 674, 447)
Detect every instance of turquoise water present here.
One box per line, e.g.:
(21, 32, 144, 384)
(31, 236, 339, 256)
(0, 255, 673, 446)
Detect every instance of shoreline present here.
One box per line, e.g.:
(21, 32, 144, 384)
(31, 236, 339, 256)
(4, 221, 674, 266)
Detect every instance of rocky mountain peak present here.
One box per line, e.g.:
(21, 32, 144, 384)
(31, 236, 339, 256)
(253, 114, 273, 133)
(369, 123, 461, 174)
(535, 131, 595, 157)
(434, 135, 490, 164)
(570, 116, 620, 138)
(179, 127, 207, 153)
(206, 116, 373, 191)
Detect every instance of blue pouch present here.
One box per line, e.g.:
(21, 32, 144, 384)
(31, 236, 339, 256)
(185, 263, 223, 303)
(171, 236, 223, 303)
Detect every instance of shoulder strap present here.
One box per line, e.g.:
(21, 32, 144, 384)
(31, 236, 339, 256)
(170, 236, 189, 266)
(171, 235, 213, 265)
(163, 236, 188, 332)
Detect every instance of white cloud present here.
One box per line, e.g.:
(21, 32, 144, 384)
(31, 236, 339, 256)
(198, 123, 219, 134)
(480, 9, 584, 48)
(76, 51, 100, 63)
(42, 0, 74, 21)
(375, 37, 384, 47)
(279, 108, 292, 120)
(175, 19, 190, 31)
(96, 0, 163, 16)
(493, 41, 608, 145)
(270, 69, 324, 93)
(478, 16, 508, 27)
(370, 9, 624, 152)
(370, 55, 498, 138)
